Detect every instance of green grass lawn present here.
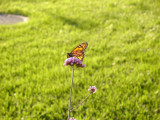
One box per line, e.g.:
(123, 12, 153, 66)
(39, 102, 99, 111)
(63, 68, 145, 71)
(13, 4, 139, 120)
(0, 0, 160, 119)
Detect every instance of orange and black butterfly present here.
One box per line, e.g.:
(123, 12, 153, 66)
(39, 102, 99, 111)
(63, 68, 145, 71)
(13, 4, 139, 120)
(67, 42, 88, 61)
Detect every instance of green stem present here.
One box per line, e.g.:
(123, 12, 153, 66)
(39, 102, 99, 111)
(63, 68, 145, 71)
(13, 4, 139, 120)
(68, 67, 74, 120)
(70, 93, 92, 112)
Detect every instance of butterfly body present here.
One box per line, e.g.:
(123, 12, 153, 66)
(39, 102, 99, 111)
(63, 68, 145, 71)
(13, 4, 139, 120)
(67, 43, 88, 61)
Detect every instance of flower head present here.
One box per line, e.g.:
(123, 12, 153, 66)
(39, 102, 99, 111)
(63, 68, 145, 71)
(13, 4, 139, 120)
(70, 117, 76, 120)
(88, 86, 97, 94)
(64, 57, 85, 68)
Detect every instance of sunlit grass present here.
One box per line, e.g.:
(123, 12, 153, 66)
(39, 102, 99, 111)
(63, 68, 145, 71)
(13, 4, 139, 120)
(0, 0, 160, 119)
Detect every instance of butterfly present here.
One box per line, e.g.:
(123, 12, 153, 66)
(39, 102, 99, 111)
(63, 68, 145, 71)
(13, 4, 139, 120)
(67, 42, 88, 61)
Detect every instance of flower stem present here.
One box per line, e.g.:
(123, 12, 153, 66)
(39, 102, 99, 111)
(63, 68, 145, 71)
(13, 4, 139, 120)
(70, 93, 92, 112)
(68, 67, 74, 120)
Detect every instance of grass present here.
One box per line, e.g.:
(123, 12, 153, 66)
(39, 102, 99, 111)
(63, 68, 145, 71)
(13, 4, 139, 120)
(0, 0, 160, 119)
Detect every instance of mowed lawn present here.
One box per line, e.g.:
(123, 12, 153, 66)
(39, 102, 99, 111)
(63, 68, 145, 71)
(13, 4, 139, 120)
(0, 0, 160, 119)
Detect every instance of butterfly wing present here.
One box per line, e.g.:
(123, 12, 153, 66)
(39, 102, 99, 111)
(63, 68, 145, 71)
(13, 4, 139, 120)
(71, 50, 84, 61)
(67, 43, 88, 61)
(72, 43, 88, 52)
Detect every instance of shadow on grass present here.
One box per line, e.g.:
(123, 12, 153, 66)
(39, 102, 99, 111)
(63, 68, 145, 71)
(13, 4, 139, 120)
(53, 14, 99, 30)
